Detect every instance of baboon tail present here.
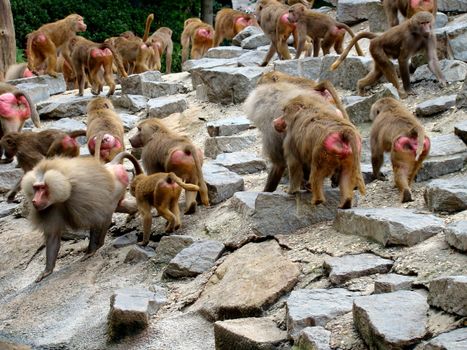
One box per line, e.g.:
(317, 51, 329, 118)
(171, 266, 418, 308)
(186, 145, 210, 207)
(348, 129, 366, 195)
(14, 90, 41, 128)
(330, 32, 377, 71)
(100, 42, 127, 77)
(168, 172, 200, 191)
(414, 125, 426, 161)
(92, 132, 104, 162)
(143, 14, 154, 42)
(26, 33, 35, 73)
(336, 22, 365, 56)
(110, 151, 144, 175)
(67, 129, 87, 138)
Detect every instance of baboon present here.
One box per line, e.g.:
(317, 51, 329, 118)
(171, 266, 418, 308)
(5, 63, 35, 80)
(370, 97, 430, 202)
(146, 27, 173, 73)
(287, 3, 364, 58)
(0, 129, 85, 201)
(213, 8, 259, 46)
(21, 151, 143, 282)
(26, 14, 87, 77)
(129, 118, 210, 214)
(130, 172, 200, 245)
(383, 0, 437, 27)
(86, 97, 124, 162)
(181, 18, 215, 63)
(330, 11, 446, 99)
(105, 36, 152, 74)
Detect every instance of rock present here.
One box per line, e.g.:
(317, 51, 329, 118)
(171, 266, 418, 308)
(241, 33, 271, 49)
(204, 135, 256, 158)
(237, 50, 272, 67)
(119, 113, 140, 131)
(360, 163, 390, 184)
(445, 220, 467, 252)
(0, 341, 31, 350)
(191, 66, 265, 104)
(146, 95, 188, 118)
(232, 26, 264, 46)
(336, 0, 380, 24)
(438, 0, 467, 13)
(164, 240, 225, 278)
(203, 163, 245, 205)
(48, 118, 86, 132)
(7, 73, 66, 95)
(153, 235, 195, 264)
(183, 57, 238, 73)
(436, 12, 449, 28)
(367, 1, 388, 33)
(124, 245, 156, 264)
(416, 135, 467, 182)
(415, 95, 457, 117)
(428, 276, 467, 316)
(0, 202, 18, 219)
(320, 54, 373, 91)
(274, 57, 323, 81)
(111, 93, 148, 112)
(112, 232, 138, 248)
(206, 116, 251, 137)
(353, 291, 429, 349)
(193, 240, 300, 321)
(37, 95, 91, 119)
(418, 328, 467, 350)
(456, 78, 467, 108)
(374, 274, 416, 294)
(286, 288, 360, 340)
(213, 152, 266, 174)
(297, 327, 332, 350)
(121, 71, 162, 95)
(345, 84, 400, 123)
(15, 82, 49, 103)
(214, 318, 288, 350)
(0, 162, 22, 193)
(323, 253, 393, 285)
(454, 120, 467, 144)
(334, 208, 445, 246)
(205, 46, 246, 59)
(140, 81, 186, 99)
(435, 19, 467, 62)
(232, 189, 350, 236)
(424, 175, 467, 213)
(108, 287, 166, 340)
(412, 60, 467, 83)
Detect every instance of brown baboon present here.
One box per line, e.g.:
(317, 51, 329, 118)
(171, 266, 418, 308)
(383, 0, 437, 27)
(213, 8, 259, 46)
(181, 18, 215, 63)
(105, 36, 152, 74)
(5, 63, 35, 80)
(146, 27, 174, 73)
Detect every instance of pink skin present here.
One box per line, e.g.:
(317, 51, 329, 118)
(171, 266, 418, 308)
(197, 28, 213, 39)
(32, 184, 49, 211)
(23, 68, 34, 78)
(393, 136, 430, 156)
(169, 148, 203, 166)
(37, 33, 47, 43)
(281, 13, 296, 28)
(90, 48, 112, 58)
(0, 93, 31, 120)
(323, 132, 361, 158)
(88, 134, 122, 161)
(107, 164, 129, 206)
(273, 116, 287, 133)
(61, 135, 78, 150)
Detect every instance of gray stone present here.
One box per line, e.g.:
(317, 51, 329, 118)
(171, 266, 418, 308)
(297, 327, 332, 350)
(48, 118, 86, 132)
(374, 274, 416, 294)
(164, 240, 225, 278)
(193, 240, 300, 321)
(435, 19, 467, 62)
(416, 134, 467, 182)
(360, 163, 390, 184)
(205, 46, 246, 59)
(111, 93, 148, 112)
(324, 253, 393, 285)
(183, 57, 238, 73)
(146, 95, 188, 118)
(37, 95, 91, 119)
(213, 152, 267, 174)
(191, 66, 265, 104)
(120, 113, 140, 131)
(112, 233, 138, 248)
(237, 50, 272, 67)
(412, 60, 467, 83)
(0, 162, 22, 193)
(367, 1, 388, 33)
(274, 57, 323, 81)
(203, 163, 245, 205)
(456, 78, 467, 109)
(345, 84, 400, 123)
(334, 208, 444, 246)
(418, 328, 467, 350)
(121, 71, 162, 95)
(232, 26, 264, 46)
(445, 220, 467, 251)
(337, 0, 380, 24)
(141, 81, 186, 99)
(15, 82, 49, 103)
(286, 288, 360, 341)
(353, 291, 429, 349)
(428, 276, 467, 316)
(232, 189, 352, 237)
(454, 120, 467, 144)
(241, 33, 271, 49)
(424, 175, 467, 213)
(7, 74, 66, 95)
(214, 318, 288, 350)
(108, 287, 165, 339)
(436, 12, 449, 29)
(416, 95, 457, 117)
(0, 202, 18, 219)
(153, 235, 195, 264)
(438, 0, 467, 13)
(320, 54, 374, 91)
(206, 116, 251, 137)
(124, 245, 156, 264)
(204, 135, 256, 158)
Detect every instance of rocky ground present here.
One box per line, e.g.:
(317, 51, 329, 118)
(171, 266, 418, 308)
(1, 4, 467, 350)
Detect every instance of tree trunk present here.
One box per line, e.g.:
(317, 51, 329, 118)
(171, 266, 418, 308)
(201, 0, 214, 26)
(0, 0, 16, 80)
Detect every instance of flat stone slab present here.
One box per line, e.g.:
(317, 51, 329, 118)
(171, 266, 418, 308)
(124, 245, 156, 264)
(418, 328, 467, 350)
(337, 0, 380, 24)
(320, 54, 373, 91)
(413, 60, 467, 83)
(112, 233, 138, 248)
(424, 175, 467, 213)
(241, 33, 271, 49)
(153, 235, 195, 264)
(204, 135, 256, 158)
(183, 57, 238, 73)
(232, 25, 263, 46)
(353, 291, 429, 349)
(334, 208, 445, 246)
(15, 82, 49, 103)
(37, 95, 92, 119)
(205, 46, 247, 59)
(454, 120, 467, 145)
(374, 274, 416, 294)
(193, 240, 300, 321)
(324, 253, 393, 285)
(297, 327, 331, 350)
(164, 240, 225, 278)
(415, 95, 457, 117)
(8, 73, 66, 95)
(286, 288, 360, 341)
(120, 113, 140, 131)
(214, 318, 288, 350)
(445, 220, 467, 252)
(146, 95, 188, 119)
(0, 202, 18, 219)
(203, 163, 245, 205)
(206, 116, 251, 137)
(140, 81, 186, 99)
(438, 0, 467, 12)
(121, 70, 162, 95)
(274, 57, 323, 81)
(111, 94, 148, 112)
(48, 118, 86, 132)
(0, 162, 23, 193)
(213, 152, 266, 174)
(428, 276, 467, 316)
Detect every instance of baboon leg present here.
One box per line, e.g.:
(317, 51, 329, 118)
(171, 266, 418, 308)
(310, 164, 326, 205)
(264, 164, 286, 192)
(170, 198, 181, 231)
(357, 67, 383, 96)
(287, 155, 303, 194)
(139, 201, 153, 246)
(371, 151, 386, 180)
(36, 231, 61, 282)
(185, 190, 198, 215)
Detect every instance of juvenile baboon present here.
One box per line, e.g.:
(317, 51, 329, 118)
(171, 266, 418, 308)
(21, 151, 142, 282)
(370, 97, 430, 202)
(181, 18, 215, 63)
(86, 97, 124, 162)
(129, 118, 210, 214)
(26, 14, 87, 77)
(330, 11, 446, 98)
(213, 8, 259, 46)
(383, 0, 437, 27)
(146, 27, 173, 73)
(130, 172, 200, 245)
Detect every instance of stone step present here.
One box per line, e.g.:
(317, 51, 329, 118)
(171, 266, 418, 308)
(418, 328, 467, 350)
(415, 95, 457, 117)
(206, 116, 251, 137)
(7, 73, 66, 96)
(424, 175, 467, 213)
(374, 273, 416, 294)
(445, 220, 467, 252)
(203, 163, 245, 205)
(204, 135, 256, 158)
(146, 95, 188, 119)
(428, 275, 467, 316)
(213, 152, 266, 175)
